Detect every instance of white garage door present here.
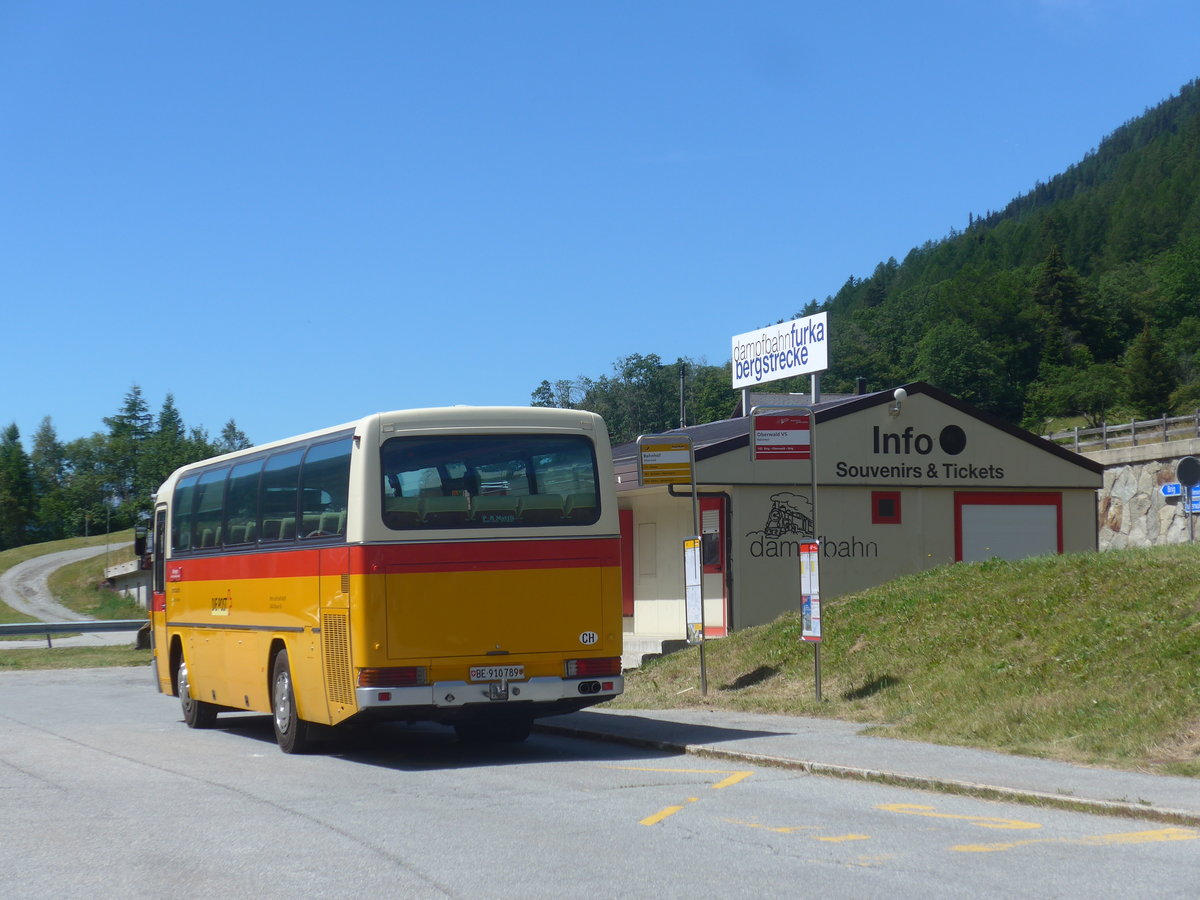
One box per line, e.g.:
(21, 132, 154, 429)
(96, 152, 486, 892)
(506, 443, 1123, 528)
(955, 492, 1062, 562)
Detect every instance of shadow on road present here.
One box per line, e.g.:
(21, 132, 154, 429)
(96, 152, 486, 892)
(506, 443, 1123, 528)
(196, 710, 677, 771)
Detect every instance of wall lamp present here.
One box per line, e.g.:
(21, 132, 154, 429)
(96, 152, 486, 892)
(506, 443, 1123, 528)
(889, 387, 907, 417)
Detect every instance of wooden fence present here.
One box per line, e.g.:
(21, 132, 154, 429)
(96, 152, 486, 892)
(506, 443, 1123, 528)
(1042, 411, 1200, 453)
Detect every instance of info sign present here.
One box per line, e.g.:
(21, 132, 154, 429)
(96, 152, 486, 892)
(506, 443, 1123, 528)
(752, 411, 811, 461)
(636, 435, 694, 485)
(799, 541, 821, 642)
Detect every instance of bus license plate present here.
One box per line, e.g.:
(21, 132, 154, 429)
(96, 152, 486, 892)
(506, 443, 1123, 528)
(469, 665, 524, 682)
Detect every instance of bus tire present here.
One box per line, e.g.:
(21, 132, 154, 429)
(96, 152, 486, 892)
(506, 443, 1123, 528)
(178, 658, 218, 729)
(271, 649, 311, 754)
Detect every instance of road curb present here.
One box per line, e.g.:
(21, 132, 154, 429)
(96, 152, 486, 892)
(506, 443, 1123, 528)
(534, 722, 1200, 828)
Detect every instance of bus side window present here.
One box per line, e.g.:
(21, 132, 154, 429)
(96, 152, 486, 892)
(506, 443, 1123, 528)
(261, 449, 304, 543)
(171, 474, 200, 554)
(299, 437, 352, 538)
(225, 458, 263, 545)
(192, 467, 229, 550)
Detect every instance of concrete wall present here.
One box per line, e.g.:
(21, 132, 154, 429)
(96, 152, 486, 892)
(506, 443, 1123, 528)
(1086, 439, 1200, 549)
(104, 559, 152, 610)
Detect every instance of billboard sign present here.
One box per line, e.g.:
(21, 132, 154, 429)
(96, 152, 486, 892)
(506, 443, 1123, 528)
(731, 311, 828, 390)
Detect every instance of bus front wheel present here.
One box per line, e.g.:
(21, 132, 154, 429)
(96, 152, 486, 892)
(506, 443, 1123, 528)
(271, 649, 311, 754)
(178, 658, 218, 729)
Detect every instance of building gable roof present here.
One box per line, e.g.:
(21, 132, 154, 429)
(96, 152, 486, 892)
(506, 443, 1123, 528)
(611, 381, 1103, 484)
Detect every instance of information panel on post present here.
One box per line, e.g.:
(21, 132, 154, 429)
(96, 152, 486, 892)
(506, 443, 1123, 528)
(683, 536, 703, 644)
(799, 541, 821, 642)
(636, 435, 695, 485)
(752, 411, 812, 461)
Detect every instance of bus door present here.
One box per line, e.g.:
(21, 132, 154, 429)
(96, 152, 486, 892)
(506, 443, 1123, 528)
(150, 505, 171, 694)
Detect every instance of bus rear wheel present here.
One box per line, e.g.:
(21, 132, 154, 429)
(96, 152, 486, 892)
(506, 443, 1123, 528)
(271, 649, 311, 754)
(178, 658, 218, 729)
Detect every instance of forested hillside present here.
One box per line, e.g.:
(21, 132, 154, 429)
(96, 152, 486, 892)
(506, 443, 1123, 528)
(0, 386, 249, 551)
(536, 79, 1200, 441)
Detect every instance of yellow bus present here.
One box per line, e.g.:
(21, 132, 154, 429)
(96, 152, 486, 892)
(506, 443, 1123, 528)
(148, 406, 623, 752)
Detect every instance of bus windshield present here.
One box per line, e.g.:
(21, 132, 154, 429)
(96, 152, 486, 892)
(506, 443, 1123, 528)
(380, 434, 599, 529)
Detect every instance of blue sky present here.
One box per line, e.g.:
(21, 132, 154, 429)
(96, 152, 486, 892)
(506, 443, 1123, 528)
(3, 1, 1198, 448)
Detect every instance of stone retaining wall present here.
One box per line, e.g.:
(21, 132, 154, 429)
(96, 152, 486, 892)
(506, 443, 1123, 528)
(1084, 439, 1200, 550)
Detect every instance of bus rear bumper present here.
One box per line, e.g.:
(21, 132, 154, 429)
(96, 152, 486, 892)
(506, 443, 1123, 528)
(355, 675, 624, 711)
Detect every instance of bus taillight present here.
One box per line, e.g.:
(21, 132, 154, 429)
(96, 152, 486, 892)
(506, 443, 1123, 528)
(564, 657, 621, 678)
(358, 667, 427, 687)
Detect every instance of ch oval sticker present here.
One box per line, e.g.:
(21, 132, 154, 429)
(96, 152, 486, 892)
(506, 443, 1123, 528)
(579, 631, 599, 645)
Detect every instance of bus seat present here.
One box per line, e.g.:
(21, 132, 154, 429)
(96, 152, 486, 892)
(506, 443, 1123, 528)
(280, 518, 296, 540)
(422, 495, 469, 526)
(384, 497, 423, 528)
(320, 511, 346, 535)
(563, 493, 597, 522)
(470, 495, 518, 525)
(228, 524, 247, 544)
(519, 494, 564, 524)
(261, 519, 282, 541)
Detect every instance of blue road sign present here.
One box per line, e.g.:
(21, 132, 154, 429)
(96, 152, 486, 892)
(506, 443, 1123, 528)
(1162, 483, 1183, 497)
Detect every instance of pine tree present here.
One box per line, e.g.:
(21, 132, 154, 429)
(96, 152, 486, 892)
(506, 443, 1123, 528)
(0, 424, 36, 549)
(30, 417, 68, 542)
(217, 420, 251, 453)
(1125, 326, 1176, 417)
(103, 385, 154, 513)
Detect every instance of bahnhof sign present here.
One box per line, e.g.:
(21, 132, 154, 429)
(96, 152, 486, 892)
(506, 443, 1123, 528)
(611, 382, 1103, 639)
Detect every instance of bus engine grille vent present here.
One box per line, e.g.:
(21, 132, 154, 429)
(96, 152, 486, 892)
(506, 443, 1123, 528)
(321, 612, 354, 707)
(340, 574, 351, 596)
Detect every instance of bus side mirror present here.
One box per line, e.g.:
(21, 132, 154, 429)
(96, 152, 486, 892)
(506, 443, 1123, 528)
(134, 525, 148, 558)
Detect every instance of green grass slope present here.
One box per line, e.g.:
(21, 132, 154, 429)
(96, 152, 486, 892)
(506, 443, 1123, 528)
(613, 545, 1200, 776)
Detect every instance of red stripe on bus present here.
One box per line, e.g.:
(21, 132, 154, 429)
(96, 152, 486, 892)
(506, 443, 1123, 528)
(361, 538, 621, 572)
(166, 538, 620, 581)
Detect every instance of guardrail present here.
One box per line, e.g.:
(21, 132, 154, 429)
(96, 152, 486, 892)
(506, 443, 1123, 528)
(0, 619, 147, 649)
(1042, 411, 1200, 453)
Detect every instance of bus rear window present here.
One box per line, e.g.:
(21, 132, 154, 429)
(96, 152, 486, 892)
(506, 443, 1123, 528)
(381, 434, 599, 530)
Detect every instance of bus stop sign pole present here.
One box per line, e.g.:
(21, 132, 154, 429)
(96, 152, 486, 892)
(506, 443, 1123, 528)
(637, 434, 707, 696)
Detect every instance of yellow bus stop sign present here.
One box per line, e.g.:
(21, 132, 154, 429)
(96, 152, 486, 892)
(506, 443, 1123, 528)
(637, 436, 694, 485)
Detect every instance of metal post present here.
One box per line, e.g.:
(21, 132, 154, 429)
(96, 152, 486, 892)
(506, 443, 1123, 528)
(810, 418, 820, 702)
(1190, 487, 1196, 544)
(679, 363, 686, 429)
(688, 441, 707, 697)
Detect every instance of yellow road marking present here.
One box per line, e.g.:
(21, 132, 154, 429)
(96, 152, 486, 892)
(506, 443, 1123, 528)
(878, 803, 1041, 831)
(817, 834, 872, 843)
(641, 798, 698, 826)
(955, 827, 1199, 853)
(711, 770, 754, 789)
(726, 819, 869, 842)
(606, 765, 754, 789)
(616, 766, 754, 826)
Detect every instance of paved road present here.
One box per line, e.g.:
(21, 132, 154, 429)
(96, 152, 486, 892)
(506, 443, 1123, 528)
(1, 668, 1197, 900)
(0, 544, 129, 620)
(0, 544, 138, 648)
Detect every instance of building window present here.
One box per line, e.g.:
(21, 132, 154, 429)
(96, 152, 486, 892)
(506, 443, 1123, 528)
(872, 491, 901, 525)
